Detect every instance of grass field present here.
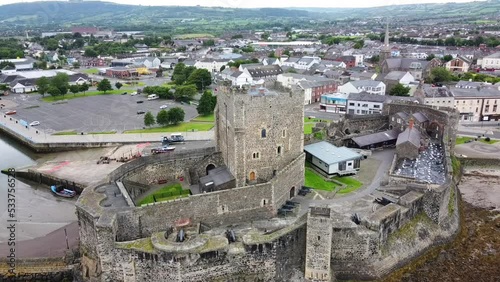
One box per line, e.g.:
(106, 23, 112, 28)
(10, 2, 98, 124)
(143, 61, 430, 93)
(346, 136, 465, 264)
(334, 176, 363, 194)
(42, 90, 125, 102)
(124, 122, 214, 133)
(455, 136, 499, 145)
(138, 183, 190, 206)
(304, 123, 314, 134)
(304, 168, 337, 191)
(174, 33, 214, 39)
(52, 130, 78, 135)
(87, 131, 117, 134)
(123, 82, 145, 87)
(83, 68, 99, 74)
(304, 117, 330, 123)
(191, 114, 215, 122)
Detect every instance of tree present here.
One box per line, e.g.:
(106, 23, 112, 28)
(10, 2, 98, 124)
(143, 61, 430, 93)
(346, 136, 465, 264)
(268, 51, 276, 58)
(261, 32, 270, 40)
(97, 79, 112, 93)
(84, 48, 98, 57)
(144, 111, 155, 127)
(186, 69, 212, 91)
(389, 83, 410, 96)
(72, 61, 81, 68)
(0, 61, 15, 69)
(50, 73, 69, 96)
(36, 76, 50, 97)
(353, 40, 364, 49)
(115, 82, 123, 89)
(69, 85, 80, 96)
(167, 107, 185, 125)
(34, 61, 47, 70)
(79, 83, 89, 95)
(431, 67, 453, 83)
(426, 54, 436, 61)
(197, 90, 217, 116)
(369, 55, 380, 64)
(174, 85, 197, 101)
(47, 86, 61, 97)
(443, 55, 453, 62)
(156, 109, 169, 126)
(202, 39, 215, 47)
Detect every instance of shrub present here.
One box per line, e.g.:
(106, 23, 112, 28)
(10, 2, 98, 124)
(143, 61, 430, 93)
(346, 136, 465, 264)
(485, 137, 491, 142)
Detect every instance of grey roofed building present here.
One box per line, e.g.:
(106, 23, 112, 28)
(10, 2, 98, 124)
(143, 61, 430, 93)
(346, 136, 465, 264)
(394, 112, 410, 121)
(0, 74, 19, 84)
(385, 95, 422, 104)
(396, 127, 421, 148)
(412, 112, 429, 123)
(451, 86, 500, 98)
(384, 58, 429, 71)
(243, 64, 283, 78)
(382, 71, 409, 81)
(347, 92, 387, 103)
(304, 141, 361, 165)
(349, 79, 384, 88)
(455, 80, 490, 89)
(182, 59, 196, 66)
(279, 73, 333, 82)
(198, 166, 236, 193)
(421, 85, 454, 98)
(351, 129, 399, 148)
(285, 57, 301, 63)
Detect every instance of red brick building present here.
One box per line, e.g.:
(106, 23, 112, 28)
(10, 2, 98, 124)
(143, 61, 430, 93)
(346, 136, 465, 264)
(335, 56, 356, 68)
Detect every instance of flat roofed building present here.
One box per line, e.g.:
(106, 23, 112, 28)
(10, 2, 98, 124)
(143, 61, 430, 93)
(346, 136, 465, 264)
(304, 141, 362, 176)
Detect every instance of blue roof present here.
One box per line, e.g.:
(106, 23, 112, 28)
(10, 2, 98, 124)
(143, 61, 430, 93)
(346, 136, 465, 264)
(304, 141, 361, 164)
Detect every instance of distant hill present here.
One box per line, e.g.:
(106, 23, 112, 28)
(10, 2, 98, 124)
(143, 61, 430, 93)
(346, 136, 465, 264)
(0, 1, 499, 31)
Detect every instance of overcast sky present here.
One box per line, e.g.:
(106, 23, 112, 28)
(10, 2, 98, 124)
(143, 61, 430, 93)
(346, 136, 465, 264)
(0, 0, 481, 8)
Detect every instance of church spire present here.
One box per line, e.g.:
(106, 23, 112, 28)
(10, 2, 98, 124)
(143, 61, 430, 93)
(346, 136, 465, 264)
(384, 20, 390, 49)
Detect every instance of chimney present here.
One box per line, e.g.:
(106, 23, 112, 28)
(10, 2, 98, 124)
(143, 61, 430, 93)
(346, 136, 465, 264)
(409, 118, 414, 130)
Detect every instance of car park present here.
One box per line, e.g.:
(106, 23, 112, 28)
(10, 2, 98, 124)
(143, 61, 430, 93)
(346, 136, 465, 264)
(29, 121, 40, 126)
(137, 110, 145, 114)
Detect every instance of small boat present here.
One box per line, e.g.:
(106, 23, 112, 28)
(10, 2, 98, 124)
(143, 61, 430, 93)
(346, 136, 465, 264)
(51, 185, 76, 198)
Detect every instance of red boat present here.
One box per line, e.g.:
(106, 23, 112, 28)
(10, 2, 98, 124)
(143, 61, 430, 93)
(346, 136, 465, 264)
(5, 110, 16, 115)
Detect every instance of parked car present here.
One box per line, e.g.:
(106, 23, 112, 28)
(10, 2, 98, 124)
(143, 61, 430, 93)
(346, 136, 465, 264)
(130, 92, 138, 96)
(137, 110, 145, 114)
(151, 145, 175, 154)
(5, 110, 16, 115)
(160, 104, 168, 109)
(136, 100, 144, 104)
(121, 92, 127, 95)
(29, 121, 40, 126)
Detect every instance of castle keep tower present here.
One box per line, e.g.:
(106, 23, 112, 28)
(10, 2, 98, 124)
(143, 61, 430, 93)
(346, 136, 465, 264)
(215, 83, 305, 187)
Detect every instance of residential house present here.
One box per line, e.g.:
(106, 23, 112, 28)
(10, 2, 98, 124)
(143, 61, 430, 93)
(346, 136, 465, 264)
(281, 56, 321, 70)
(349, 129, 399, 149)
(319, 93, 348, 113)
(335, 56, 356, 68)
(82, 57, 106, 67)
(239, 64, 283, 81)
(111, 59, 134, 67)
(195, 59, 230, 73)
(347, 92, 387, 115)
(277, 73, 337, 104)
(261, 57, 281, 66)
(304, 141, 362, 176)
(452, 86, 500, 122)
(478, 52, 500, 70)
(160, 58, 178, 70)
(348, 71, 377, 81)
(134, 44, 149, 51)
(339, 80, 386, 96)
(379, 71, 416, 93)
(445, 56, 471, 73)
(216, 68, 253, 87)
(46, 52, 59, 63)
(133, 57, 161, 69)
(455, 80, 490, 89)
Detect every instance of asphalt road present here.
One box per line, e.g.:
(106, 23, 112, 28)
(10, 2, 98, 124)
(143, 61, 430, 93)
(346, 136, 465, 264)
(4, 94, 199, 133)
(304, 104, 343, 121)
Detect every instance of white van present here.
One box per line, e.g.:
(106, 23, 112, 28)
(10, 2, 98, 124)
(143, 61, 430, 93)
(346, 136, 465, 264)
(147, 94, 159, 100)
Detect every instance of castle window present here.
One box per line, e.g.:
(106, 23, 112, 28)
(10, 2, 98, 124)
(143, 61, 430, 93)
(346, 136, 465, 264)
(282, 129, 286, 138)
(261, 129, 266, 138)
(318, 236, 321, 240)
(252, 152, 260, 159)
(249, 171, 256, 181)
(277, 146, 282, 155)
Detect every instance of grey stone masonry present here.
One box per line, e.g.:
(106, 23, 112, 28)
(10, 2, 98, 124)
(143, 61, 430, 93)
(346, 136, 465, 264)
(216, 83, 305, 187)
(305, 207, 333, 281)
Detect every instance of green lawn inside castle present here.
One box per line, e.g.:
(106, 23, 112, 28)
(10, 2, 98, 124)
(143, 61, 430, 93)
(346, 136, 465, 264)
(304, 162, 363, 194)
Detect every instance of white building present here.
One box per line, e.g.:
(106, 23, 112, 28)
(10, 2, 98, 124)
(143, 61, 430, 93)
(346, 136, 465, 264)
(347, 92, 387, 115)
(452, 86, 500, 122)
(479, 52, 500, 70)
(281, 56, 321, 70)
(194, 59, 231, 73)
(304, 141, 361, 176)
(216, 68, 253, 87)
(339, 80, 386, 96)
(0, 58, 35, 71)
(319, 93, 348, 113)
